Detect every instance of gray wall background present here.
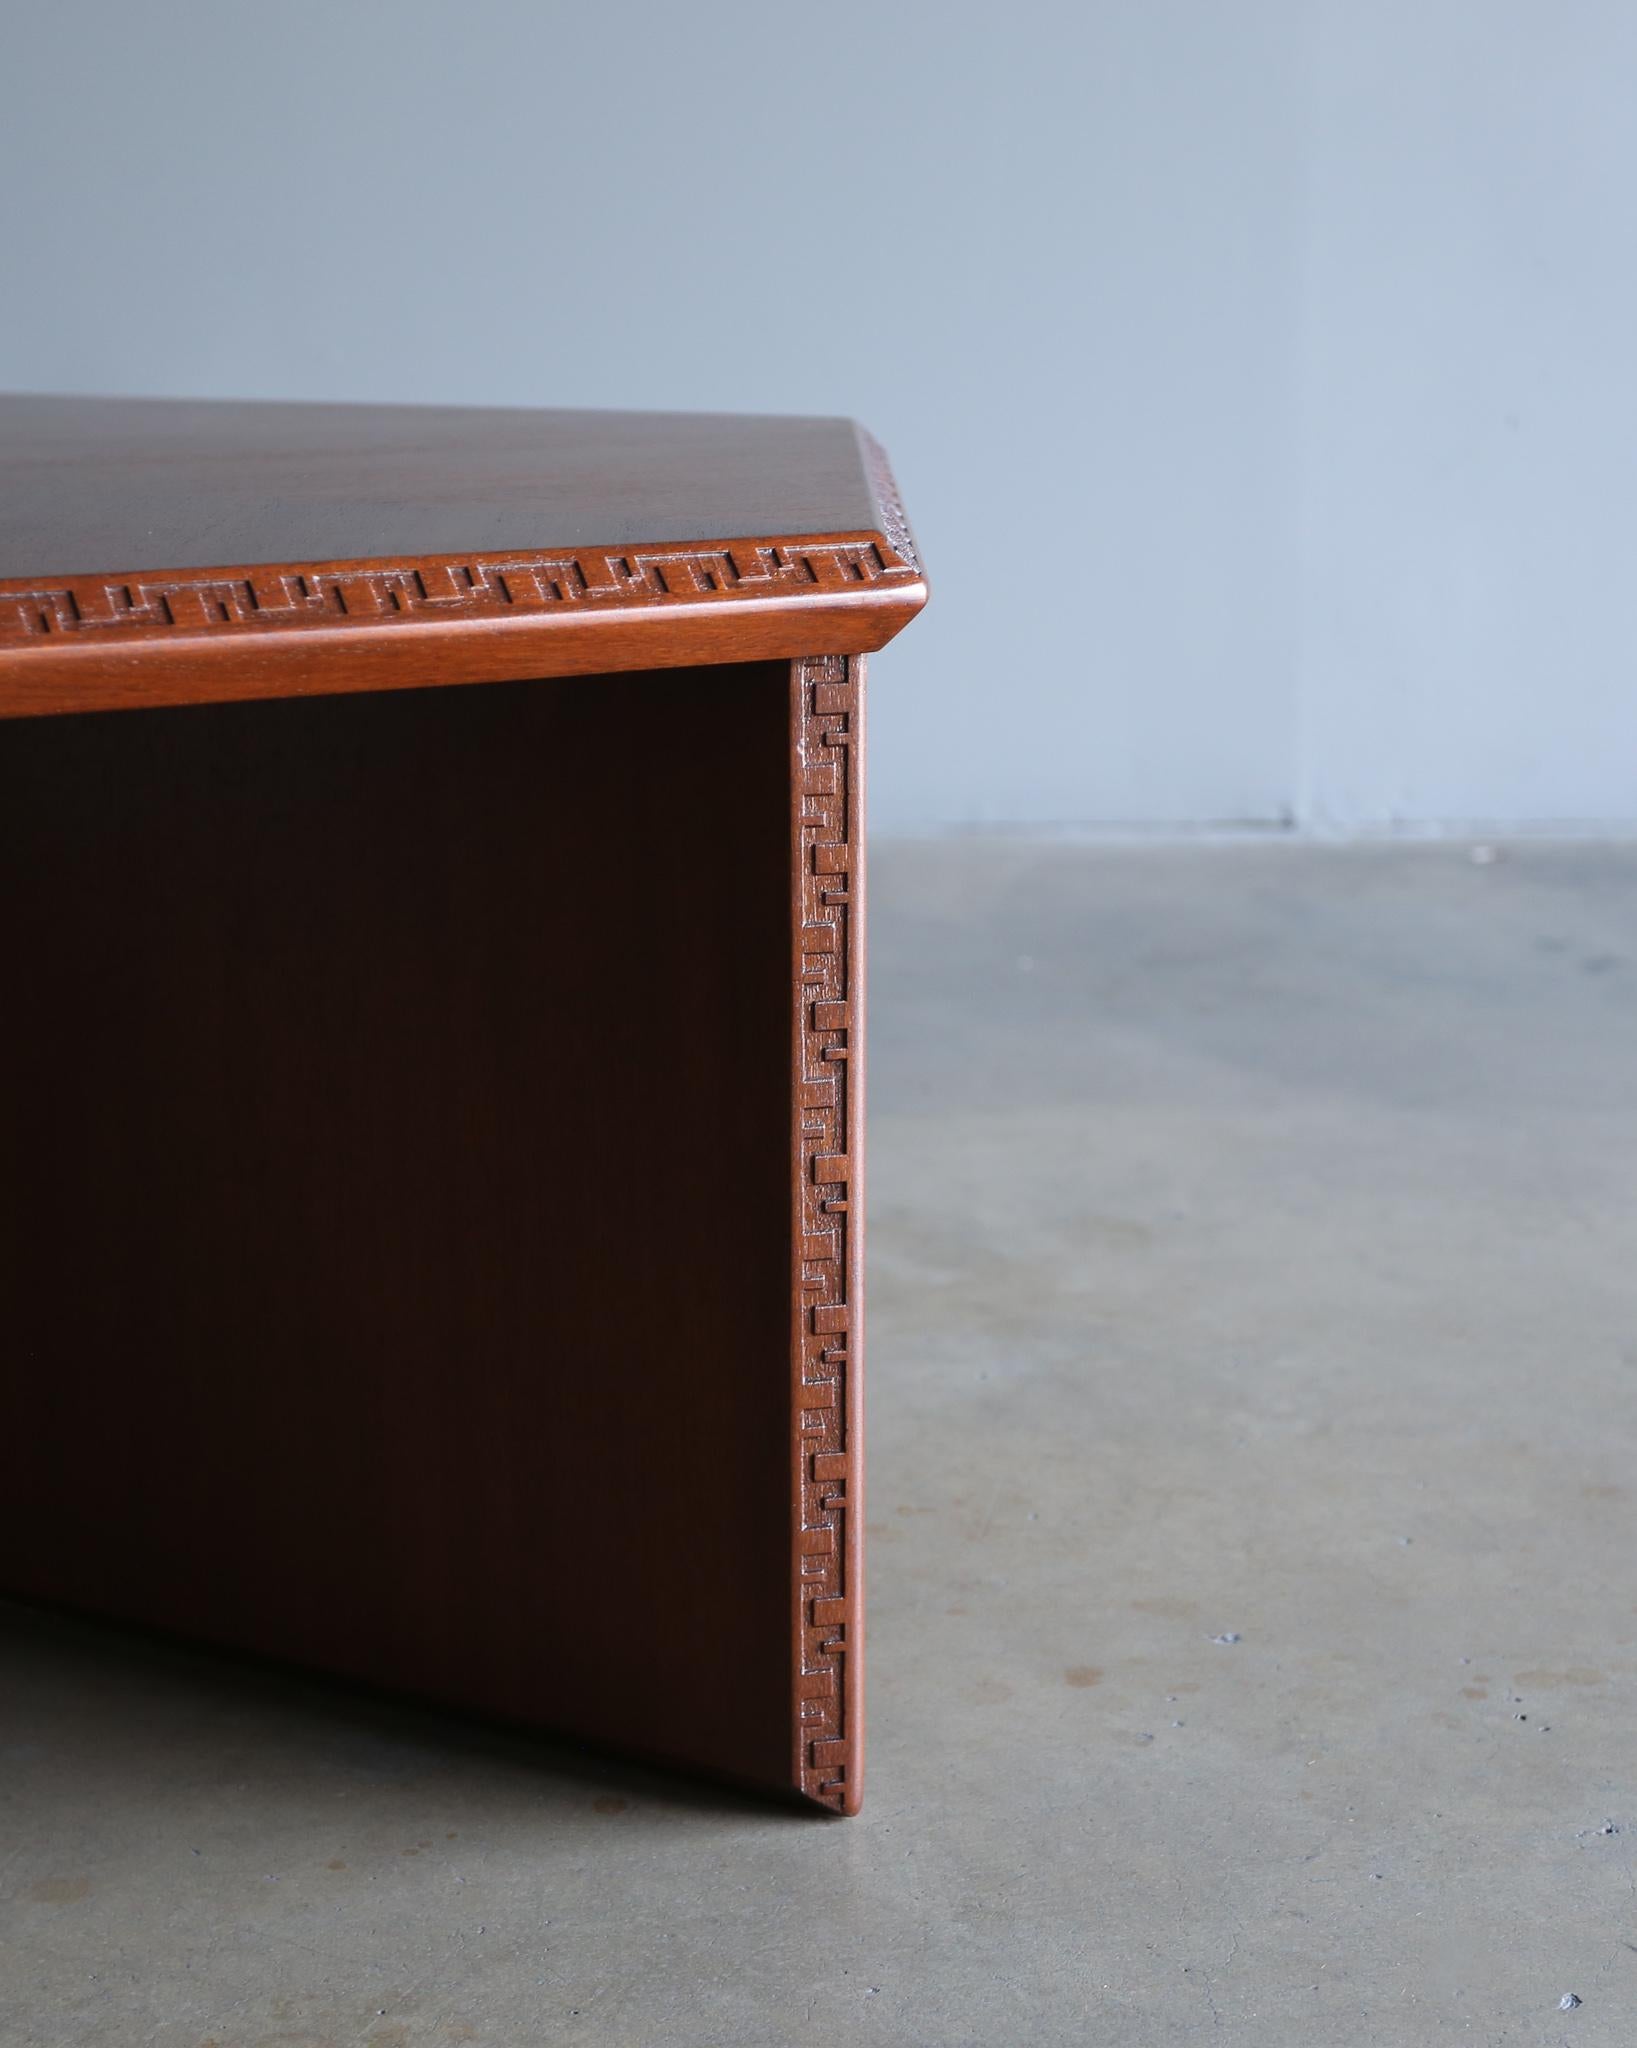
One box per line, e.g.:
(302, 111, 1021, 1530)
(2, 0, 1632, 833)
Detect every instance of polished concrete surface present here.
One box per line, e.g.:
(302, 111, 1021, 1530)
(4, 840, 1636, 2046)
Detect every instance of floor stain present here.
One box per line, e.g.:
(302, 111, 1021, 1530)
(1064, 1666, 1103, 1688)
(27, 1876, 90, 1904)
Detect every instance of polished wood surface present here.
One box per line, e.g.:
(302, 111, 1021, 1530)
(0, 667, 795, 1794)
(0, 397, 924, 717)
(0, 397, 890, 571)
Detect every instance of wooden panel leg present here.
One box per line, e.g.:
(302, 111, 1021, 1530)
(0, 655, 877, 1812)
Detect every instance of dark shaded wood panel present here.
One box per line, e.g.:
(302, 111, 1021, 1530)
(0, 664, 795, 1794)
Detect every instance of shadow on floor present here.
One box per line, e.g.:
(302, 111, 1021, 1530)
(0, 1596, 799, 1826)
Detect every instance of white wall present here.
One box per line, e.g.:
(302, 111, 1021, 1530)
(1298, 0, 1637, 831)
(0, 2, 1629, 832)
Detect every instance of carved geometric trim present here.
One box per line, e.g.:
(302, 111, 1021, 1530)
(0, 533, 918, 650)
(860, 427, 921, 576)
(792, 652, 864, 1812)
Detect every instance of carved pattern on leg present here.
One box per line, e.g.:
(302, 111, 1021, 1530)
(791, 652, 865, 1813)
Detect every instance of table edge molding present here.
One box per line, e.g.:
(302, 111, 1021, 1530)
(0, 532, 924, 714)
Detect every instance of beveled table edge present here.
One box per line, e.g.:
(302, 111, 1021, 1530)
(0, 523, 928, 718)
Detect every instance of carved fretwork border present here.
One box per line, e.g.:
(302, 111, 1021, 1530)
(860, 428, 921, 576)
(791, 652, 864, 1811)
(0, 534, 917, 648)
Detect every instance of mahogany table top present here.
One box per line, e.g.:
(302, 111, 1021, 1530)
(0, 396, 926, 716)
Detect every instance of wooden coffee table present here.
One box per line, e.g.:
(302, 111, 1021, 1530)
(0, 397, 927, 1813)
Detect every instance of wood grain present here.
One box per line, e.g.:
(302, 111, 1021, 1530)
(0, 398, 901, 573)
(0, 667, 798, 1795)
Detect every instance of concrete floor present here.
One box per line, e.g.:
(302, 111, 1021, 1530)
(4, 840, 1637, 2046)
